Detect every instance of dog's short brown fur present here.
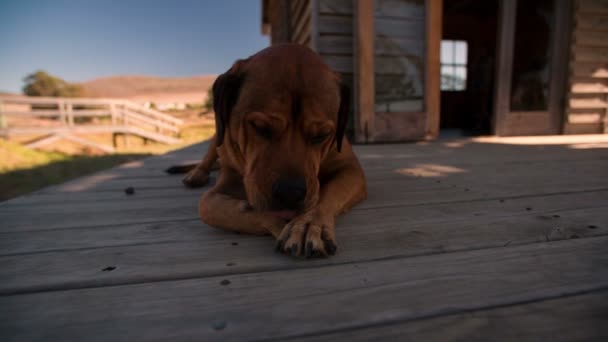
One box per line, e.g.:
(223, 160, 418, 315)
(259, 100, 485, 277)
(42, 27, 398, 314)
(180, 44, 367, 257)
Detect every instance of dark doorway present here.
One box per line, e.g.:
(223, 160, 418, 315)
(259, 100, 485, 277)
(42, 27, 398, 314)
(440, 0, 498, 135)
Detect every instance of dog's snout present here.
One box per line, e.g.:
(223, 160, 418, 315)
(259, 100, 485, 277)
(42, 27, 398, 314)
(272, 178, 307, 207)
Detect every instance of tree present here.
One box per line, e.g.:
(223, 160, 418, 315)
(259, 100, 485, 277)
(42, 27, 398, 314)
(22, 70, 84, 97)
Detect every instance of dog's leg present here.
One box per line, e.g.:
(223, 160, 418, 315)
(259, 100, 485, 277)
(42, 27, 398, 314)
(182, 135, 219, 188)
(277, 145, 367, 257)
(199, 167, 286, 237)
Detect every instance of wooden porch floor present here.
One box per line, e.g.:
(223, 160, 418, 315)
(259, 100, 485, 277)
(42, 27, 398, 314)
(1, 135, 608, 341)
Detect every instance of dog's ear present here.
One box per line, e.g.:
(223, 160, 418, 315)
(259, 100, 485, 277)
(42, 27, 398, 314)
(334, 83, 350, 152)
(213, 60, 246, 146)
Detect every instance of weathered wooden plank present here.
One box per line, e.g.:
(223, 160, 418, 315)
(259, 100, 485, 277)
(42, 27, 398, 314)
(318, 35, 353, 55)
(0, 186, 201, 207)
(1, 237, 607, 341)
(375, 17, 424, 38)
(570, 76, 608, 94)
(4, 188, 607, 255)
(569, 93, 608, 109)
(318, 14, 352, 34)
(319, 0, 352, 15)
(572, 61, 608, 77)
(3, 154, 607, 232)
(572, 46, 608, 63)
(573, 30, 608, 47)
(50, 137, 608, 177)
(564, 122, 604, 134)
(1, 192, 607, 294)
(576, 13, 608, 31)
(501, 111, 555, 136)
(578, 0, 608, 15)
(373, 111, 426, 141)
(3, 142, 608, 208)
(321, 54, 353, 73)
(568, 112, 604, 123)
(2, 174, 607, 232)
(294, 291, 608, 341)
(375, 0, 425, 19)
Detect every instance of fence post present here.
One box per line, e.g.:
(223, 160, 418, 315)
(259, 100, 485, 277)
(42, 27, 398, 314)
(0, 99, 6, 130)
(58, 100, 66, 125)
(110, 103, 117, 126)
(123, 110, 129, 149)
(66, 101, 74, 127)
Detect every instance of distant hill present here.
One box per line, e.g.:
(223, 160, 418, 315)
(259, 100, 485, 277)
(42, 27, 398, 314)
(80, 75, 216, 105)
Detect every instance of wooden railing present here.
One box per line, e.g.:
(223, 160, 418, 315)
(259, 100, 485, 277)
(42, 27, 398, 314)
(0, 96, 183, 152)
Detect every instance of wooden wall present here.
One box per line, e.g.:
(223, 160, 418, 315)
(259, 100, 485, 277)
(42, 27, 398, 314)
(315, 0, 356, 136)
(317, 0, 355, 84)
(565, 0, 608, 134)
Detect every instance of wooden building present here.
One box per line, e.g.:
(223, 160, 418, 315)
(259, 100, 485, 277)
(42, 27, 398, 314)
(261, 0, 608, 142)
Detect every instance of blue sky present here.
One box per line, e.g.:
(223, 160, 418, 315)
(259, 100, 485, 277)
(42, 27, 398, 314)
(0, 0, 269, 93)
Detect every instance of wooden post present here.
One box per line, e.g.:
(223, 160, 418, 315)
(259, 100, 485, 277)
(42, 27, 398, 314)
(58, 100, 66, 125)
(66, 101, 74, 127)
(0, 99, 6, 130)
(547, 0, 572, 135)
(354, 0, 375, 143)
(110, 103, 117, 126)
(123, 112, 129, 149)
(424, 0, 442, 140)
(493, 0, 517, 136)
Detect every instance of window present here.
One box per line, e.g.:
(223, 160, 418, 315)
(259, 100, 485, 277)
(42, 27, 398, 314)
(441, 40, 468, 91)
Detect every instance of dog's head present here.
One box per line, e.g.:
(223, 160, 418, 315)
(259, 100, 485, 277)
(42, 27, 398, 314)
(212, 44, 350, 215)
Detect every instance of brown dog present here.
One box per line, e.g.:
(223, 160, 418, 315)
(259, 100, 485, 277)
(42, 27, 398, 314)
(171, 44, 367, 257)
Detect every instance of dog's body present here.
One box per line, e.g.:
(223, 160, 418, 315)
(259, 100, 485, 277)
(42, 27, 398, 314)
(176, 44, 367, 257)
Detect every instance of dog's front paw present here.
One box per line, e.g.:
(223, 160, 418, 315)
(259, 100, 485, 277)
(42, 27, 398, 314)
(275, 209, 337, 258)
(182, 168, 210, 188)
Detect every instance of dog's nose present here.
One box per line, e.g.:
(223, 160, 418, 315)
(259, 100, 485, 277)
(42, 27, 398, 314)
(272, 178, 307, 208)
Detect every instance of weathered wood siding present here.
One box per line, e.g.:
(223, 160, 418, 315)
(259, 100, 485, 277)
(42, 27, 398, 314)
(565, 0, 608, 134)
(318, 0, 354, 74)
(317, 0, 356, 135)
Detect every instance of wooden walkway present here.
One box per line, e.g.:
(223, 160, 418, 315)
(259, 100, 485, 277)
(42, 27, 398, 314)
(0, 96, 183, 152)
(1, 135, 608, 341)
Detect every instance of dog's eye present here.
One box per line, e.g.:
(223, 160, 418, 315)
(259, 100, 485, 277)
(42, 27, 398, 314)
(311, 132, 330, 145)
(250, 122, 272, 139)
